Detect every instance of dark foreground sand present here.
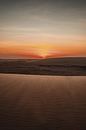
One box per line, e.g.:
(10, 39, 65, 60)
(0, 57, 86, 76)
(0, 74, 86, 130)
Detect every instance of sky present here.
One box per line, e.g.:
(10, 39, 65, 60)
(0, 0, 86, 59)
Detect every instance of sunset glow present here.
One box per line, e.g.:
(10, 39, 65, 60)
(0, 0, 86, 59)
(0, 38, 86, 59)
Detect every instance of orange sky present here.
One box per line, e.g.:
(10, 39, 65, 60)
(0, 36, 86, 59)
(0, 0, 86, 59)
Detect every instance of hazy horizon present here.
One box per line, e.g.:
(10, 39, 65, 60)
(0, 56, 86, 60)
(0, 0, 86, 59)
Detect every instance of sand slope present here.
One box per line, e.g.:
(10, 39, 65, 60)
(0, 74, 86, 129)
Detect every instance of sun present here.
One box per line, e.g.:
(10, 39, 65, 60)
(37, 49, 49, 58)
(35, 43, 52, 58)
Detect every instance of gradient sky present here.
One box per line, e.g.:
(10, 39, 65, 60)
(0, 0, 86, 58)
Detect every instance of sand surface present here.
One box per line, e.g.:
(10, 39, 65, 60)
(0, 74, 86, 130)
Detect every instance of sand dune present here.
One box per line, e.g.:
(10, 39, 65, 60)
(0, 57, 86, 75)
(0, 74, 86, 129)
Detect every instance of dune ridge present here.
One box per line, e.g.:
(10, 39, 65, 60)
(0, 57, 86, 76)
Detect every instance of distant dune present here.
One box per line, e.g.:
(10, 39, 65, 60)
(0, 57, 86, 75)
(0, 74, 86, 129)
